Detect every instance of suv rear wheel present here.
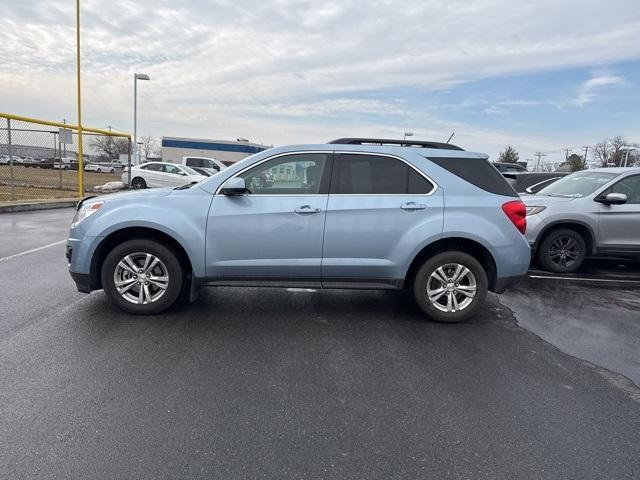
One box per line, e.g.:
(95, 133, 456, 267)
(537, 228, 586, 273)
(413, 251, 488, 323)
(101, 239, 184, 314)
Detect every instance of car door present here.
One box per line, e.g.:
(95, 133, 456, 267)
(206, 152, 332, 285)
(596, 174, 640, 255)
(322, 152, 444, 288)
(137, 163, 162, 187)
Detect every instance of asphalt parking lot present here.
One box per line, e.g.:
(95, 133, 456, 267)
(1, 208, 639, 479)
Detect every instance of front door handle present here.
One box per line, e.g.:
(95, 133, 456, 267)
(294, 205, 322, 214)
(400, 202, 427, 211)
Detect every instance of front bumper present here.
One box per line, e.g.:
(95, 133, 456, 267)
(69, 270, 91, 293)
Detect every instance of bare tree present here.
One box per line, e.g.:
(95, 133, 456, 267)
(140, 135, 160, 160)
(89, 136, 130, 160)
(593, 136, 627, 167)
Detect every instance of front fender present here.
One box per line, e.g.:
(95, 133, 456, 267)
(70, 189, 211, 278)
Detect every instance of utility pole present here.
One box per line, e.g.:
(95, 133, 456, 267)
(564, 148, 571, 161)
(582, 146, 589, 169)
(534, 152, 547, 171)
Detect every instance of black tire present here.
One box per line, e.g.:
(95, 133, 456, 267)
(413, 251, 488, 323)
(131, 177, 146, 189)
(537, 228, 586, 273)
(97, 168, 102, 173)
(101, 239, 184, 315)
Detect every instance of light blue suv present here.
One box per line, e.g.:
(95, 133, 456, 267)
(67, 138, 530, 322)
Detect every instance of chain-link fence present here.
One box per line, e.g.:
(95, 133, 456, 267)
(0, 113, 131, 202)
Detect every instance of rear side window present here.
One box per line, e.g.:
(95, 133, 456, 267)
(334, 154, 434, 194)
(428, 157, 517, 197)
(185, 158, 203, 168)
(142, 163, 163, 171)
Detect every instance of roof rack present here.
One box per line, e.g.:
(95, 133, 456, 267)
(328, 137, 464, 151)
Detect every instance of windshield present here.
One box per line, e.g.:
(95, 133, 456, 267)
(180, 165, 202, 176)
(537, 171, 617, 198)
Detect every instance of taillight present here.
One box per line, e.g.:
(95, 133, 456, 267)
(502, 200, 526, 234)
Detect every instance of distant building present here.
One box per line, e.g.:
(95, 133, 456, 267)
(161, 136, 271, 164)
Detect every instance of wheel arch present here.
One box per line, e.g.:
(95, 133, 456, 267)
(89, 226, 193, 290)
(404, 237, 498, 292)
(535, 221, 596, 255)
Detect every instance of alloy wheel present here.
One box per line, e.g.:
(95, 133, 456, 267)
(548, 235, 580, 269)
(132, 178, 145, 189)
(426, 263, 477, 313)
(113, 252, 169, 305)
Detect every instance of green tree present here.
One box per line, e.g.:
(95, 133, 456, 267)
(566, 153, 586, 172)
(498, 145, 520, 163)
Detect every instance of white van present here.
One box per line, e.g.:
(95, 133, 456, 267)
(169, 156, 226, 174)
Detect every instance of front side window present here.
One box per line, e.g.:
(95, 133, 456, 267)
(335, 154, 434, 194)
(239, 153, 330, 194)
(163, 164, 182, 175)
(538, 171, 617, 198)
(604, 175, 640, 204)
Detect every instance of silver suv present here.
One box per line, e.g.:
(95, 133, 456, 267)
(67, 138, 531, 323)
(523, 167, 640, 272)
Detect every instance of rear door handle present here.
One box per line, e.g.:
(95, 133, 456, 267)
(400, 202, 427, 211)
(294, 205, 322, 214)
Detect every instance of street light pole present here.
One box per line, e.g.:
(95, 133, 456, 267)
(133, 73, 150, 166)
(76, 0, 84, 197)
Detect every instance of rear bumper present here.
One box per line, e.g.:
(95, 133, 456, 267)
(493, 273, 526, 294)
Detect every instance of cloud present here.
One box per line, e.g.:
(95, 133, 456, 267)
(0, 0, 639, 161)
(483, 105, 505, 115)
(575, 74, 625, 106)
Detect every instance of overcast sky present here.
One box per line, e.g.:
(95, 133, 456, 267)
(1, 0, 639, 165)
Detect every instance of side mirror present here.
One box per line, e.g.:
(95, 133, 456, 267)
(596, 192, 627, 205)
(221, 177, 247, 195)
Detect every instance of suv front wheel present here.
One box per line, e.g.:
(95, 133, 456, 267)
(101, 239, 184, 314)
(537, 228, 586, 273)
(413, 251, 488, 323)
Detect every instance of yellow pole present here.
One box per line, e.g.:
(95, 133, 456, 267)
(76, 0, 84, 198)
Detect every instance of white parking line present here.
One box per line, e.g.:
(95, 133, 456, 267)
(0, 240, 66, 263)
(529, 274, 640, 284)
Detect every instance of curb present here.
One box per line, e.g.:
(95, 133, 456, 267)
(0, 199, 78, 213)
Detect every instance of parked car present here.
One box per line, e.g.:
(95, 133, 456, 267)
(168, 156, 227, 173)
(503, 172, 568, 194)
(0, 155, 10, 165)
(21, 156, 39, 167)
(68, 138, 530, 322)
(524, 167, 640, 272)
(493, 162, 527, 173)
(85, 163, 120, 173)
(37, 157, 56, 169)
(122, 162, 206, 189)
(53, 157, 79, 170)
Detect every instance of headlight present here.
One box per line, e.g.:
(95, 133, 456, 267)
(525, 206, 546, 216)
(71, 201, 104, 228)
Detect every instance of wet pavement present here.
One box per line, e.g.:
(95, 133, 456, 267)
(1, 208, 639, 479)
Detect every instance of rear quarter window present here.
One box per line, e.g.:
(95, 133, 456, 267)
(427, 157, 517, 197)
